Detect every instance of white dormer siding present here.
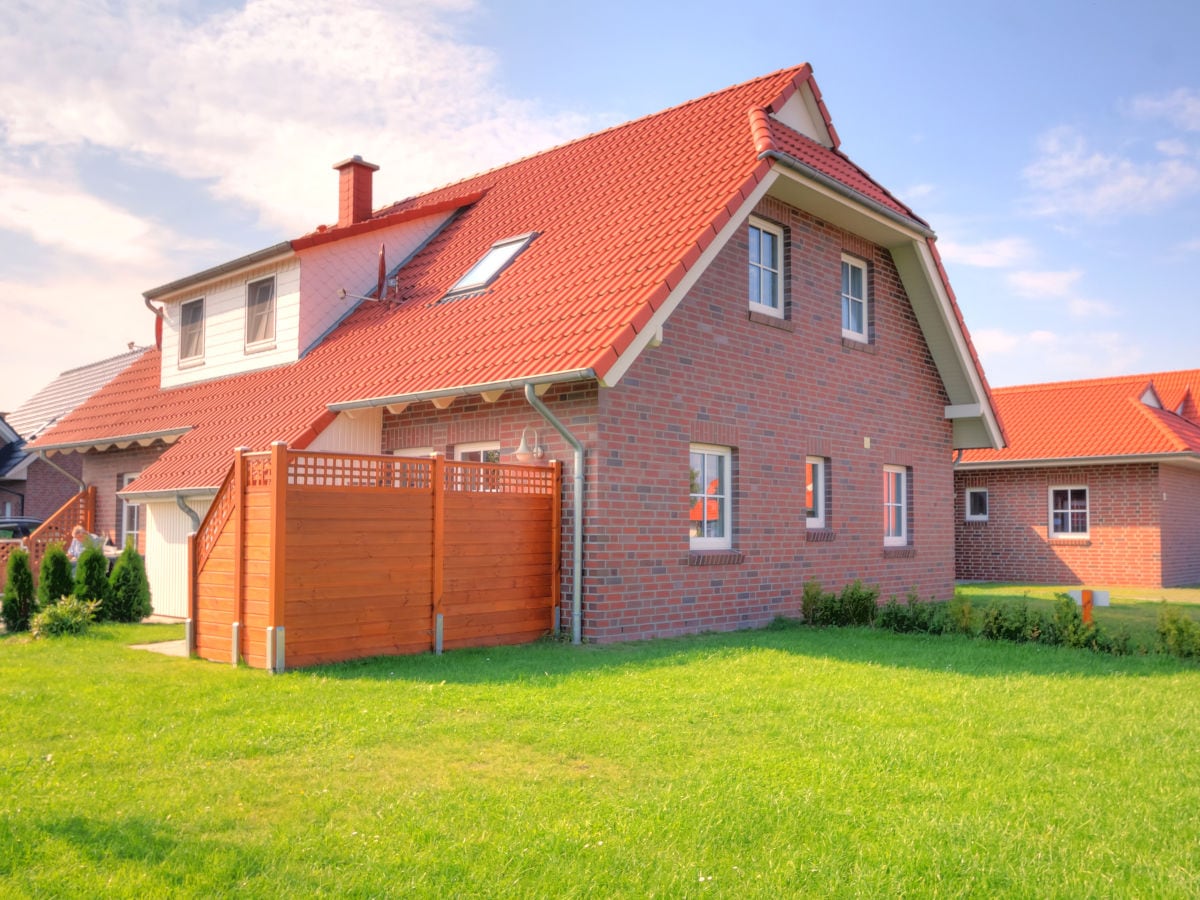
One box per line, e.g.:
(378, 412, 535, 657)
(160, 256, 301, 389)
(295, 212, 450, 353)
(157, 210, 452, 389)
(773, 86, 834, 148)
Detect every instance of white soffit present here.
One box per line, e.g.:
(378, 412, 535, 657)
(774, 88, 832, 148)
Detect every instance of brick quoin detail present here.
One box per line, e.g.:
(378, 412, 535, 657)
(954, 462, 1200, 588)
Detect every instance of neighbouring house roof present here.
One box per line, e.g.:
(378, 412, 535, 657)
(32, 64, 1001, 495)
(958, 369, 1200, 469)
(7, 347, 151, 440)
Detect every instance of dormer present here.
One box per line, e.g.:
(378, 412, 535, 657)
(147, 157, 470, 390)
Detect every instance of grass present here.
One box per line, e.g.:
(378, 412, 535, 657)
(2, 610, 1200, 897)
(960, 582, 1200, 649)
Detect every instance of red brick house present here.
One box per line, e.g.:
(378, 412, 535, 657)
(1, 348, 149, 528)
(955, 370, 1200, 588)
(32, 65, 1002, 648)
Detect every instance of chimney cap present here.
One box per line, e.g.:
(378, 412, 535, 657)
(333, 155, 380, 173)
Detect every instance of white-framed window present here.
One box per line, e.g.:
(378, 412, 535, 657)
(120, 473, 141, 550)
(748, 217, 784, 317)
(179, 297, 205, 362)
(805, 456, 826, 529)
(883, 465, 908, 546)
(454, 442, 501, 463)
(245, 276, 276, 348)
(965, 487, 989, 522)
(689, 444, 732, 550)
(1049, 486, 1088, 537)
(841, 254, 868, 341)
(446, 233, 537, 297)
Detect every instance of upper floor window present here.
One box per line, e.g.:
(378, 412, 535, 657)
(245, 276, 276, 348)
(965, 487, 989, 522)
(446, 233, 537, 298)
(748, 218, 783, 318)
(805, 456, 826, 529)
(884, 465, 908, 546)
(841, 254, 868, 341)
(1050, 486, 1088, 537)
(690, 444, 732, 550)
(180, 298, 205, 362)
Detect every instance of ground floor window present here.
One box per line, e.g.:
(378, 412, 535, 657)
(1050, 486, 1088, 537)
(965, 487, 989, 521)
(120, 473, 141, 549)
(805, 456, 827, 528)
(689, 444, 731, 550)
(884, 465, 908, 546)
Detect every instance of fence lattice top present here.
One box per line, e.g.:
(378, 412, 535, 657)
(286, 452, 556, 495)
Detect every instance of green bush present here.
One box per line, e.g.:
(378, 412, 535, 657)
(877, 590, 951, 635)
(73, 544, 111, 616)
(106, 542, 152, 623)
(1156, 604, 1200, 659)
(838, 581, 879, 626)
(37, 543, 74, 607)
(801, 580, 831, 625)
(2, 548, 38, 632)
(947, 591, 974, 635)
(31, 595, 99, 638)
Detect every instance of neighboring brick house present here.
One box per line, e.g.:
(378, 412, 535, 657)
(955, 370, 1200, 588)
(32, 65, 1002, 639)
(0, 348, 150, 531)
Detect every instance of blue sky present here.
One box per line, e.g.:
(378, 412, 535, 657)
(2, 0, 1198, 414)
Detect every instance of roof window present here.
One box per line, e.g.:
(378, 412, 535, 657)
(445, 233, 537, 298)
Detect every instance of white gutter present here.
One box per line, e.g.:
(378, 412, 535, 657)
(328, 368, 596, 413)
(523, 383, 585, 645)
(956, 452, 1200, 471)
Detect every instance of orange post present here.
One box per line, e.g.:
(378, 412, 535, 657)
(1081, 589, 1094, 625)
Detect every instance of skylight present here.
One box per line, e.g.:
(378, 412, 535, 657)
(446, 233, 537, 297)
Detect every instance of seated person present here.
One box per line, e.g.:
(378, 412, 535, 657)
(67, 525, 98, 562)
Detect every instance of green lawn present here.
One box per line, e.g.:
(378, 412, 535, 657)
(2, 612, 1200, 897)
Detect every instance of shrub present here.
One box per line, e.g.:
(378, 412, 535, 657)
(106, 542, 152, 623)
(38, 543, 74, 607)
(801, 580, 831, 625)
(31, 596, 99, 638)
(947, 591, 974, 635)
(837, 581, 879, 627)
(2, 548, 38, 632)
(980, 600, 1028, 642)
(73, 544, 111, 616)
(1157, 604, 1200, 659)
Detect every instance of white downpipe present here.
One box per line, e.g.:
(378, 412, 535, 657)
(523, 383, 584, 645)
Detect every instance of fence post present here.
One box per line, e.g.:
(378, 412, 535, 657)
(550, 460, 562, 635)
(267, 442, 289, 673)
(431, 454, 444, 653)
(231, 448, 246, 666)
(186, 532, 196, 655)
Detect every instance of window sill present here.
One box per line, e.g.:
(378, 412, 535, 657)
(179, 358, 205, 370)
(805, 528, 836, 543)
(245, 341, 277, 354)
(747, 310, 795, 331)
(964, 519, 989, 526)
(841, 337, 875, 353)
(883, 546, 916, 559)
(687, 550, 745, 566)
(1048, 538, 1091, 547)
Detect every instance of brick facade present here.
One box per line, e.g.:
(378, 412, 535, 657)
(955, 461, 1200, 588)
(0, 454, 82, 520)
(385, 200, 957, 642)
(80, 445, 169, 553)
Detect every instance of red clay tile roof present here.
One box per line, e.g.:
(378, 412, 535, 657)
(34, 64, 985, 493)
(959, 370, 1200, 465)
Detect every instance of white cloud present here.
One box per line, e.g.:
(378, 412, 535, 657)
(1006, 269, 1081, 298)
(937, 236, 1034, 268)
(0, 0, 593, 234)
(974, 327, 1144, 387)
(1131, 88, 1200, 132)
(1022, 126, 1200, 219)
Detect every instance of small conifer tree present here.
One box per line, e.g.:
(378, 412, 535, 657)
(38, 543, 74, 607)
(2, 548, 38, 632)
(107, 542, 152, 623)
(73, 544, 111, 618)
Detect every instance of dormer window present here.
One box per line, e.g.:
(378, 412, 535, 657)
(246, 276, 276, 348)
(445, 233, 537, 297)
(180, 298, 205, 362)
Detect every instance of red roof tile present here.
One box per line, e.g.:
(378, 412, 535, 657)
(34, 65, 988, 493)
(960, 370, 1200, 465)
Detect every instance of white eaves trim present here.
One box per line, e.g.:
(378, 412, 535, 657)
(600, 171, 779, 387)
(957, 452, 1200, 472)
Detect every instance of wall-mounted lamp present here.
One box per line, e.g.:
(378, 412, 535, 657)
(513, 426, 544, 464)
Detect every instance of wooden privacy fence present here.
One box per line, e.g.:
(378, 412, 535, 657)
(0, 488, 95, 591)
(188, 444, 561, 671)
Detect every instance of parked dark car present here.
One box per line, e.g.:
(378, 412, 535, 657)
(0, 517, 42, 540)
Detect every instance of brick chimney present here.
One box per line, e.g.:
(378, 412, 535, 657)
(333, 156, 380, 227)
